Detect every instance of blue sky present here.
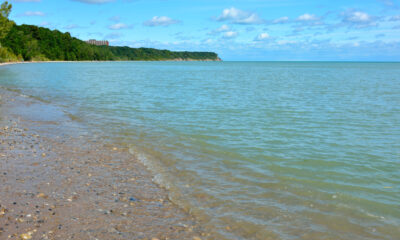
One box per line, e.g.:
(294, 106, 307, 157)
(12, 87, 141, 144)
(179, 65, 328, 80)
(6, 0, 400, 61)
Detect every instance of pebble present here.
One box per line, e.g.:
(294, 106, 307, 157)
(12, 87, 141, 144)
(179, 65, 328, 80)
(36, 193, 47, 198)
(20, 233, 32, 240)
(129, 197, 138, 202)
(0, 207, 7, 216)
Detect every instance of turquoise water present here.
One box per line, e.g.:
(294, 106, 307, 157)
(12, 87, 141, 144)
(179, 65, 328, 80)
(1, 62, 399, 239)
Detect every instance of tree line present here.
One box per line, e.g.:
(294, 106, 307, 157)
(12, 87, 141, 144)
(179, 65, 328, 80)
(0, 1, 219, 63)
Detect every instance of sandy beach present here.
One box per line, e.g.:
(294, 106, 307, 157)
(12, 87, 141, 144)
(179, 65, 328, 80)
(0, 88, 206, 239)
(0, 62, 24, 66)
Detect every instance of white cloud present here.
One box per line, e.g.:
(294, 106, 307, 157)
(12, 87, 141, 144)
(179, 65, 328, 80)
(255, 33, 270, 41)
(389, 15, 400, 21)
(19, 11, 45, 16)
(204, 38, 214, 44)
(217, 24, 230, 32)
(71, 0, 115, 4)
(273, 16, 289, 24)
(341, 10, 377, 28)
(345, 11, 371, 23)
(223, 31, 238, 38)
(297, 14, 318, 21)
(108, 23, 131, 30)
(143, 16, 180, 27)
(217, 7, 263, 24)
(208, 24, 231, 35)
(294, 13, 323, 27)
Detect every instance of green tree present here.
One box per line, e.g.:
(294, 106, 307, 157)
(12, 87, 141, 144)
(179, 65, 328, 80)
(0, 1, 13, 40)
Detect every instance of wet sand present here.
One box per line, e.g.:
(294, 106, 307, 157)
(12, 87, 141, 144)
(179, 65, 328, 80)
(0, 88, 206, 239)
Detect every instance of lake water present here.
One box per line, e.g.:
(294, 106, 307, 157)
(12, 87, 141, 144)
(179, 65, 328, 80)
(1, 62, 399, 239)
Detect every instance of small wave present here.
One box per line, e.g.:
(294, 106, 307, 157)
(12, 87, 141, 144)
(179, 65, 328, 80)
(127, 144, 213, 230)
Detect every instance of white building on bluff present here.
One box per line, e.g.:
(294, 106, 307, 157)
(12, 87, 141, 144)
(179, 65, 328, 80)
(85, 39, 109, 46)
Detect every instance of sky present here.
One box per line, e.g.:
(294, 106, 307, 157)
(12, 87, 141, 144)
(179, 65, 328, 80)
(5, 0, 400, 61)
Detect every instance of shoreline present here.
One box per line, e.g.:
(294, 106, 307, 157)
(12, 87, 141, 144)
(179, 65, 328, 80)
(0, 58, 222, 66)
(0, 87, 208, 239)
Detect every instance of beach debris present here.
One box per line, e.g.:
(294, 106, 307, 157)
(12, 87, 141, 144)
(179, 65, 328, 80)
(0, 207, 7, 217)
(36, 193, 48, 198)
(42, 153, 46, 157)
(129, 197, 138, 202)
(193, 237, 202, 240)
(113, 147, 118, 151)
(20, 232, 34, 240)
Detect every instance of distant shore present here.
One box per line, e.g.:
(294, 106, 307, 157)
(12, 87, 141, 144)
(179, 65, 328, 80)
(0, 59, 221, 67)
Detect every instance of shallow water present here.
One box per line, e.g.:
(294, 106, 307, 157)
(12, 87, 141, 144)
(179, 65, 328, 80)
(1, 62, 399, 239)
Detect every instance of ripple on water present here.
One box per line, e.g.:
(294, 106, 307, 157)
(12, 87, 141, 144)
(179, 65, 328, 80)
(1, 61, 399, 239)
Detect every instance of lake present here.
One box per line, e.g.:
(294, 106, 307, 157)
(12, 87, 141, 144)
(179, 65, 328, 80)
(1, 61, 399, 239)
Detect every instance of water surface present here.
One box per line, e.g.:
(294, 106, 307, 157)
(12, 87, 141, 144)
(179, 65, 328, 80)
(1, 62, 399, 239)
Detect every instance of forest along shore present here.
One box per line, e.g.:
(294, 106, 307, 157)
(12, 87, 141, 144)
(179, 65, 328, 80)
(0, 58, 221, 66)
(0, 88, 207, 239)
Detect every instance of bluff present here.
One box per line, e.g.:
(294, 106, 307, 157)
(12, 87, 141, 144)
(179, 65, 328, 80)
(1, 24, 221, 62)
(0, 1, 220, 63)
